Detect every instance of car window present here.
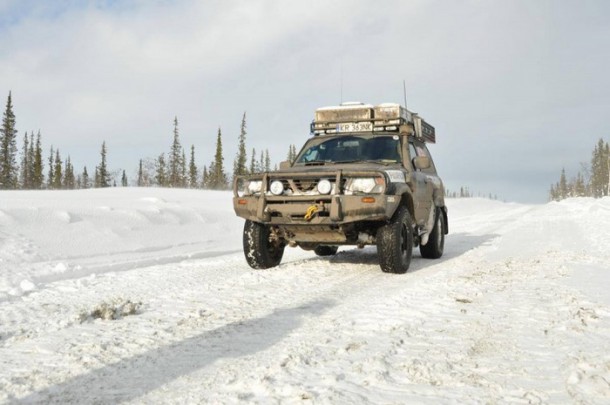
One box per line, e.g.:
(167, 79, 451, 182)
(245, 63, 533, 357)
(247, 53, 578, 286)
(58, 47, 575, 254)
(408, 142, 418, 169)
(295, 135, 401, 164)
(409, 141, 437, 173)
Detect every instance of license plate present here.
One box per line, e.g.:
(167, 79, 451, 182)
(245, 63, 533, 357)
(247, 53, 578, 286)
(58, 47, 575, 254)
(336, 122, 373, 133)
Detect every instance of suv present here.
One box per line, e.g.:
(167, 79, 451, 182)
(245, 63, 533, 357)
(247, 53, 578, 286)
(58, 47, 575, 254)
(233, 102, 447, 274)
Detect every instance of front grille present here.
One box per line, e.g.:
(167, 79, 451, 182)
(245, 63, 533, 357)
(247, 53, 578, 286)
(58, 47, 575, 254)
(293, 179, 319, 192)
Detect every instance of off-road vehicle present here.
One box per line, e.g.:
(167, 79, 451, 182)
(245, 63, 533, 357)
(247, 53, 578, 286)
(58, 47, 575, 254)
(233, 102, 447, 273)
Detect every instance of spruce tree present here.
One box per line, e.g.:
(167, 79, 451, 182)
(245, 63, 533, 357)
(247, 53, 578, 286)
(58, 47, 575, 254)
(82, 166, 89, 189)
(180, 149, 187, 187)
(168, 117, 183, 187)
(0, 92, 18, 189)
(249, 147, 257, 174)
(590, 139, 604, 197)
(286, 145, 292, 161)
(52, 149, 62, 189)
(209, 127, 227, 189)
(596, 140, 610, 197)
(20, 132, 29, 189)
(559, 168, 568, 199)
(33, 132, 43, 188)
(202, 165, 209, 189)
(259, 150, 264, 173)
(94, 166, 100, 188)
(189, 145, 198, 188)
(233, 112, 248, 178)
(121, 170, 128, 187)
(264, 149, 271, 172)
(287, 144, 297, 162)
(605, 142, 610, 196)
(98, 141, 109, 187)
(63, 156, 75, 189)
(156, 153, 167, 186)
(574, 172, 586, 197)
(26, 132, 35, 188)
(47, 146, 54, 189)
(137, 159, 144, 187)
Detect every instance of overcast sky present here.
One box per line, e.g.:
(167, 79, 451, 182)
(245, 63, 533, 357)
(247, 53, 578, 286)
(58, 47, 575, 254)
(1, 0, 609, 202)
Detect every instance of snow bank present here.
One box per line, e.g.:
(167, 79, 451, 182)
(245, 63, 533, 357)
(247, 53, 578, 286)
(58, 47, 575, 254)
(0, 188, 243, 299)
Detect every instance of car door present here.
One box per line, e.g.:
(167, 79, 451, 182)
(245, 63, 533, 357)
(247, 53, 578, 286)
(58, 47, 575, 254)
(408, 140, 434, 227)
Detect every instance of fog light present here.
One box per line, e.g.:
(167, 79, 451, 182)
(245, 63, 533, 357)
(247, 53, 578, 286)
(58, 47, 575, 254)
(317, 179, 332, 194)
(270, 180, 284, 195)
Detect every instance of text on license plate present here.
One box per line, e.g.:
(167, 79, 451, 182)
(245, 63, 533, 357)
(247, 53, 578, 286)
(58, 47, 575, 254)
(336, 122, 373, 133)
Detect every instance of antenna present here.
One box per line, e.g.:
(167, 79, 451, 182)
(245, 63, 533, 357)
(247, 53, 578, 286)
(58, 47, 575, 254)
(402, 80, 408, 109)
(340, 58, 344, 103)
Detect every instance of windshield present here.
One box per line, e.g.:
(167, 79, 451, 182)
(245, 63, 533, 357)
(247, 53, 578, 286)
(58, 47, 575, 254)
(295, 135, 402, 165)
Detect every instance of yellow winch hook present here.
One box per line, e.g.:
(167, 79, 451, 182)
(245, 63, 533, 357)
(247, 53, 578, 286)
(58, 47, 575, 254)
(304, 205, 318, 221)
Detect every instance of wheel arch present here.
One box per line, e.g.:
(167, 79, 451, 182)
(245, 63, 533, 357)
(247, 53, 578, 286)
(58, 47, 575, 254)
(393, 185, 415, 219)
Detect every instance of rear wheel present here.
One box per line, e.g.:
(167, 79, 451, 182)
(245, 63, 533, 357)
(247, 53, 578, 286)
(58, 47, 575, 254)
(243, 220, 285, 269)
(420, 208, 445, 259)
(376, 206, 414, 274)
(314, 245, 339, 256)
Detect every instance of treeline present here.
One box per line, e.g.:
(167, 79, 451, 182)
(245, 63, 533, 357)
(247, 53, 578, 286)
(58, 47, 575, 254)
(549, 138, 609, 201)
(135, 113, 298, 190)
(0, 91, 122, 190)
(0, 91, 300, 191)
(445, 187, 499, 200)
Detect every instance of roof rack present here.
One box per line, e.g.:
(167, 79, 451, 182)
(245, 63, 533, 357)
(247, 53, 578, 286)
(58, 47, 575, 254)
(311, 102, 435, 143)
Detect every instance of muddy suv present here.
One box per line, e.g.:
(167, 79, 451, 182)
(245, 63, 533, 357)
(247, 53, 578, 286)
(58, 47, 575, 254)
(233, 102, 447, 274)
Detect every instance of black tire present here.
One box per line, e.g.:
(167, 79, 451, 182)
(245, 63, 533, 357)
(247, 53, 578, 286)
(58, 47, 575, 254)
(314, 245, 339, 256)
(420, 208, 445, 259)
(376, 206, 414, 274)
(243, 220, 285, 269)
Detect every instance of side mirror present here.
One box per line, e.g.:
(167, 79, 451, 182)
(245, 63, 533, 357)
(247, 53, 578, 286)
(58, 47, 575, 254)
(279, 160, 291, 170)
(413, 156, 431, 170)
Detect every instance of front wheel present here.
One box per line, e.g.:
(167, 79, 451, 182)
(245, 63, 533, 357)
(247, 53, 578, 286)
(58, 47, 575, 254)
(420, 208, 445, 259)
(376, 206, 414, 274)
(243, 220, 285, 269)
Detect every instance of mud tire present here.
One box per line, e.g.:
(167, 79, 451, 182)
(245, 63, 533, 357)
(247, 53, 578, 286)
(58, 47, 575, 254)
(314, 245, 339, 256)
(243, 220, 285, 269)
(376, 206, 414, 274)
(420, 208, 445, 259)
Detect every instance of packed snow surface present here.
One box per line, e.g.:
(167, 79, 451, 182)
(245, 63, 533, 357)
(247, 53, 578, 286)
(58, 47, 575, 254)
(1, 188, 609, 404)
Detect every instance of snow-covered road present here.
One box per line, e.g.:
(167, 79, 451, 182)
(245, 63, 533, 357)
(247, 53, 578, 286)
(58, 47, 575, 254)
(1, 189, 609, 403)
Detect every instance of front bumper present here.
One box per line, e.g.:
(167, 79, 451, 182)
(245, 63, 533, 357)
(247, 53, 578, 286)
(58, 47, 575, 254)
(233, 193, 399, 225)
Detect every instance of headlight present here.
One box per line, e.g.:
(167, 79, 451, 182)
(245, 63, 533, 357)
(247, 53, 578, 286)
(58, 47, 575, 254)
(243, 180, 262, 196)
(345, 177, 385, 194)
(270, 180, 284, 195)
(317, 179, 332, 194)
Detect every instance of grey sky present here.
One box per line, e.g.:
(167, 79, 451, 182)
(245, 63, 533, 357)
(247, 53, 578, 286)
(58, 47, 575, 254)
(1, 0, 608, 202)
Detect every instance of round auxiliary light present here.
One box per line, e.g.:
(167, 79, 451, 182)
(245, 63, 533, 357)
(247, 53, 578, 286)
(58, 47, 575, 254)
(270, 180, 284, 195)
(317, 179, 332, 194)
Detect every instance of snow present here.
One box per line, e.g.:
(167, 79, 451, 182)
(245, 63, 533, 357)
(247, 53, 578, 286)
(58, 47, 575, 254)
(1, 189, 609, 403)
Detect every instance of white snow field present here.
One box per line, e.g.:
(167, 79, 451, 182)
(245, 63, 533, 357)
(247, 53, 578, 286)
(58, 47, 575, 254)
(1, 188, 609, 404)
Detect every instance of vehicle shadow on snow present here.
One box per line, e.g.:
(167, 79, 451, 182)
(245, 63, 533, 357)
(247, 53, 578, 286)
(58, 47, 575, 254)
(17, 299, 335, 404)
(321, 232, 498, 272)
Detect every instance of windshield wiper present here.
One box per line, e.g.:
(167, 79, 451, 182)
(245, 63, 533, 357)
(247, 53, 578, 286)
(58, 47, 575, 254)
(334, 159, 397, 166)
(303, 160, 333, 166)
